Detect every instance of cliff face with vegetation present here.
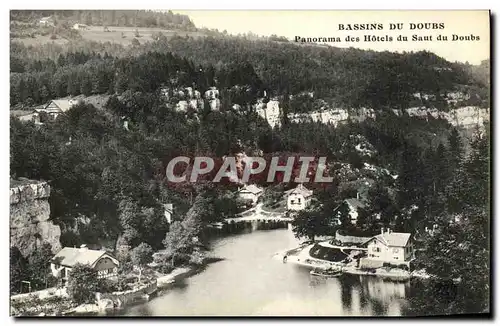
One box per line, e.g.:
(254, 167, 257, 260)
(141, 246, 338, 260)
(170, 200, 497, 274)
(10, 180, 61, 257)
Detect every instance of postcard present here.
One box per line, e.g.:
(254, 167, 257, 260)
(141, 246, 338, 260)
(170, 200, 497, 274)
(9, 10, 490, 317)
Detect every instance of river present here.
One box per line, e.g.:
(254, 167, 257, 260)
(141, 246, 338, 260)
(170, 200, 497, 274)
(123, 228, 410, 316)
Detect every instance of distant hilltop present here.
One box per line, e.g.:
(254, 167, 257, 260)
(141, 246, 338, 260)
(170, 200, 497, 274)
(10, 10, 196, 31)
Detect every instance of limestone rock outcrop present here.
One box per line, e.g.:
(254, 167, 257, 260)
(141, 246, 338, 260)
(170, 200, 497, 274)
(10, 179, 61, 257)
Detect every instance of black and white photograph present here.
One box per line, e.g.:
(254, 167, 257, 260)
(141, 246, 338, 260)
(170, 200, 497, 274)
(8, 9, 491, 317)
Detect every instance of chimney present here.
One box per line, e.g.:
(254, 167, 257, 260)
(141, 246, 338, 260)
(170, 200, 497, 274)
(79, 244, 88, 252)
(356, 191, 360, 200)
(381, 227, 384, 235)
(387, 228, 391, 234)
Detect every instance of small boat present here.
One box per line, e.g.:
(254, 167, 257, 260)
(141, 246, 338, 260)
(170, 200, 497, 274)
(310, 267, 343, 278)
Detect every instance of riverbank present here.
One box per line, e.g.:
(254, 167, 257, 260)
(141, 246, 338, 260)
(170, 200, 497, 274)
(11, 258, 221, 317)
(275, 243, 415, 282)
(119, 228, 416, 316)
(156, 259, 221, 291)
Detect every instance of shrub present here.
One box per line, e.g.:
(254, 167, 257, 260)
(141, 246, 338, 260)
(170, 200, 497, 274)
(189, 250, 206, 266)
(50, 34, 57, 40)
(131, 38, 140, 46)
(157, 264, 174, 274)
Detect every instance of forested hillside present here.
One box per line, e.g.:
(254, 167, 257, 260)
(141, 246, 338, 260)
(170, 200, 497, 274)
(10, 10, 196, 30)
(10, 33, 490, 110)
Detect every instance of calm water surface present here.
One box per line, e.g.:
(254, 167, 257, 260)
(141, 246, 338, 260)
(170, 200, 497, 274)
(124, 229, 409, 316)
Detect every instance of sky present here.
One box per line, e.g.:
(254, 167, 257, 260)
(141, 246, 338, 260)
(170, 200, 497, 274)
(174, 10, 490, 65)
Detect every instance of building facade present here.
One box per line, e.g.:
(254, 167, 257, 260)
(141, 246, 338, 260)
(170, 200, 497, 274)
(286, 184, 313, 211)
(238, 184, 264, 205)
(51, 245, 120, 284)
(362, 228, 414, 267)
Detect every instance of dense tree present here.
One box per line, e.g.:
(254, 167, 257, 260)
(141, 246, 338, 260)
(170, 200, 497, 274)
(25, 242, 55, 290)
(130, 242, 153, 283)
(405, 129, 490, 315)
(292, 203, 336, 241)
(448, 127, 463, 170)
(366, 184, 398, 227)
(162, 221, 195, 267)
(66, 264, 100, 304)
(10, 247, 28, 294)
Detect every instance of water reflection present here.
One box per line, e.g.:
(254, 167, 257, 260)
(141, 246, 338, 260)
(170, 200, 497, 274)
(123, 229, 409, 316)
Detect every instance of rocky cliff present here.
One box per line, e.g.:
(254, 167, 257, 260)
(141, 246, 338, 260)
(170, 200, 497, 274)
(10, 179, 61, 257)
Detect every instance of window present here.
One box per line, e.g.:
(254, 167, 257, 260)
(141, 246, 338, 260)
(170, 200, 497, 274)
(373, 247, 381, 253)
(297, 198, 301, 204)
(108, 268, 114, 274)
(393, 257, 399, 260)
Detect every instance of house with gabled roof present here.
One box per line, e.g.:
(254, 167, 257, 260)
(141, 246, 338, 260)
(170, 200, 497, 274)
(238, 184, 264, 205)
(361, 228, 414, 268)
(286, 184, 313, 211)
(50, 245, 119, 284)
(33, 99, 78, 123)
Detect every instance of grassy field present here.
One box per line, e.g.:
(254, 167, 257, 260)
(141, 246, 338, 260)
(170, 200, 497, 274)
(12, 25, 206, 46)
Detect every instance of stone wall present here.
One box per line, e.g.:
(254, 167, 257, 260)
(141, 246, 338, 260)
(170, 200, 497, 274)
(10, 180, 61, 257)
(95, 280, 157, 310)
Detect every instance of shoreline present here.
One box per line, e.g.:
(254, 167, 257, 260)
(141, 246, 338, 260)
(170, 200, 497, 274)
(110, 257, 222, 316)
(275, 244, 422, 282)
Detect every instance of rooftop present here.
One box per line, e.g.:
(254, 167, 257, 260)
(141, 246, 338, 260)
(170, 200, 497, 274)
(368, 232, 412, 247)
(45, 99, 73, 112)
(239, 184, 264, 195)
(52, 246, 117, 268)
(286, 184, 313, 198)
(345, 198, 366, 210)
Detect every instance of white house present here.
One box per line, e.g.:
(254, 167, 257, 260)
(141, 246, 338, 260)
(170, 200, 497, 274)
(286, 184, 313, 211)
(362, 228, 414, 268)
(34, 99, 78, 122)
(51, 245, 120, 284)
(238, 184, 264, 205)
